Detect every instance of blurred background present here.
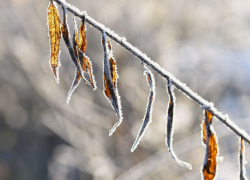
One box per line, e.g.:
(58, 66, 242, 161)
(0, 0, 250, 179)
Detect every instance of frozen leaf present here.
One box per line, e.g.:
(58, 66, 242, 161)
(72, 17, 78, 58)
(66, 17, 88, 104)
(77, 17, 87, 53)
(239, 137, 248, 180)
(76, 17, 96, 89)
(165, 79, 192, 169)
(102, 31, 123, 136)
(47, 0, 61, 83)
(131, 64, 155, 152)
(78, 50, 96, 89)
(61, 3, 96, 103)
(67, 71, 81, 104)
(202, 111, 213, 145)
(202, 110, 218, 180)
(61, 3, 84, 80)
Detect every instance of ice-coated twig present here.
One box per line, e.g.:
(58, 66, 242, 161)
(131, 64, 155, 152)
(166, 79, 192, 169)
(52, 0, 250, 145)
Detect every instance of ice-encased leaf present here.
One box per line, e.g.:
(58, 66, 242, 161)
(131, 64, 155, 152)
(102, 31, 123, 136)
(165, 79, 192, 169)
(47, 0, 61, 83)
(239, 137, 248, 180)
(202, 110, 218, 180)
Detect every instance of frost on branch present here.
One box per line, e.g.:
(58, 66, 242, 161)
(102, 30, 123, 136)
(202, 110, 218, 180)
(165, 79, 192, 170)
(239, 137, 248, 180)
(47, 0, 61, 83)
(131, 64, 155, 152)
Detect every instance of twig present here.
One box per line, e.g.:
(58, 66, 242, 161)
(52, 0, 250, 144)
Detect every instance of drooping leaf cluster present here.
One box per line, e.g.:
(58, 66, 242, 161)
(47, 1, 248, 179)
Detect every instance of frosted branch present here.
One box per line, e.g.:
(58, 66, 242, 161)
(52, 0, 250, 145)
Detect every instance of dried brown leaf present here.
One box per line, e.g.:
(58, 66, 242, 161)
(203, 111, 213, 145)
(47, 1, 61, 83)
(239, 137, 248, 180)
(165, 79, 192, 169)
(131, 65, 155, 152)
(61, 3, 91, 102)
(102, 31, 122, 136)
(78, 18, 87, 53)
(78, 50, 96, 88)
(67, 17, 88, 103)
(202, 110, 218, 180)
(71, 18, 96, 90)
(61, 3, 81, 73)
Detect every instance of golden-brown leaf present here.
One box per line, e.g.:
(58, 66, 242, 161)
(78, 19, 87, 53)
(104, 73, 111, 98)
(202, 110, 218, 180)
(78, 50, 96, 88)
(60, 4, 87, 89)
(48, 1, 61, 83)
(109, 58, 117, 87)
(72, 18, 96, 89)
(61, 4, 80, 70)
(107, 39, 117, 87)
(67, 18, 84, 104)
(239, 137, 248, 180)
(102, 31, 122, 136)
(203, 111, 213, 144)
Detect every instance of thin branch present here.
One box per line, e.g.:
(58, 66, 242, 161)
(52, 0, 250, 144)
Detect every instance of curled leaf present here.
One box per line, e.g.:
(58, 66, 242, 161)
(61, 3, 83, 80)
(77, 18, 96, 89)
(165, 79, 192, 169)
(66, 17, 88, 104)
(102, 31, 123, 136)
(78, 17, 87, 53)
(202, 110, 218, 180)
(202, 110, 213, 145)
(78, 50, 96, 88)
(47, 1, 61, 83)
(239, 137, 248, 180)
(131, 64, 155, 152)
